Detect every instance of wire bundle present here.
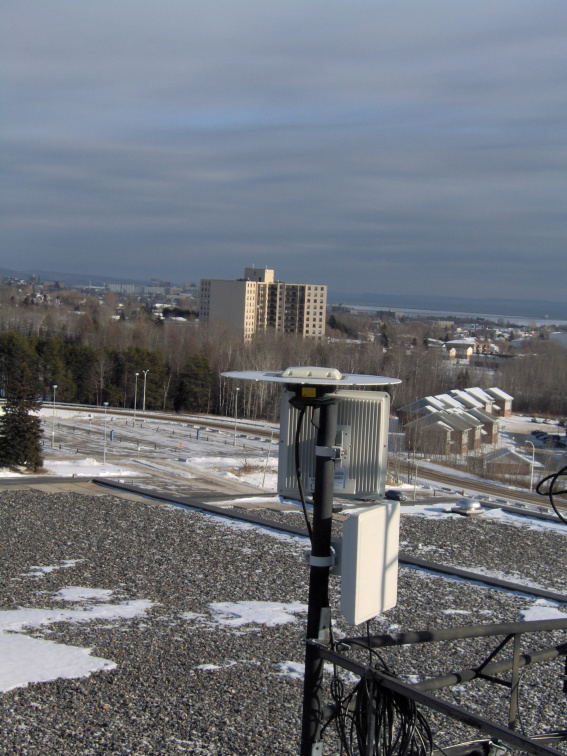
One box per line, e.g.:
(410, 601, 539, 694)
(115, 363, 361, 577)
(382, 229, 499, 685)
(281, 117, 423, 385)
(325, 672, 433, 756)
(536, 464, 567, 526)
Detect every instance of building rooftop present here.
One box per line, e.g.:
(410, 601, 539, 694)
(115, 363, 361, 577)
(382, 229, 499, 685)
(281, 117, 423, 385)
(1, 475, 565, 753)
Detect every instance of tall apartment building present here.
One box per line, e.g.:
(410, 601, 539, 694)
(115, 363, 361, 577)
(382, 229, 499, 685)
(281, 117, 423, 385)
(199, 267, 327, 340)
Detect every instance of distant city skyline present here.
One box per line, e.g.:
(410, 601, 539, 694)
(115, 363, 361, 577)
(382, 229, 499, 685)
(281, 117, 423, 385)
(3, 263, 566, 323)
(2, 2, 566, 301)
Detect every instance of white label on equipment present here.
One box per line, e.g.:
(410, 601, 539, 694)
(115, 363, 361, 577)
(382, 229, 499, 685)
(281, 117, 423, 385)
(334, 468, 346, 489)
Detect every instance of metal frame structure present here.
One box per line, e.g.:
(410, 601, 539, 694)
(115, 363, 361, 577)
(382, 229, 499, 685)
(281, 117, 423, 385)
(315, 619, 567, 755)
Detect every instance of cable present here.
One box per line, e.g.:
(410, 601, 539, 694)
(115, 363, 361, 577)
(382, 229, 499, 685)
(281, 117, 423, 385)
(535, 464, 567, 526)
(294, 404, 313, 542)
(325, 662, 433, 756)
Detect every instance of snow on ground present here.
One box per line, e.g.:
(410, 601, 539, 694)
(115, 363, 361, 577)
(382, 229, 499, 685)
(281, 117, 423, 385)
(208, 601, 307, 627)
(22, 559, 83, 578)
(0, 589, 154, 693)
(519, 600, 567, 622)
(53, 587, 114, 602)
(3, 408, 566, 697)
(0, 588, 313, 693)
(499, 413, 563, 435)
(7, 406, 565, 499)
(1, 633, 117, 693)
(186, 454, 278, 489)
(401, 501, 567, 535)
(42, 458, 140, 478)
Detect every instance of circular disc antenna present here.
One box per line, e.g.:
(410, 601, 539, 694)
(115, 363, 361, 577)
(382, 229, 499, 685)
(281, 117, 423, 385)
(221, 366, 401, 387)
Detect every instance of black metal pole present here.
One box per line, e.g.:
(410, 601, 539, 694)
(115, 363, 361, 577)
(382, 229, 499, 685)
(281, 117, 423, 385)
(300, 395, 338, 756)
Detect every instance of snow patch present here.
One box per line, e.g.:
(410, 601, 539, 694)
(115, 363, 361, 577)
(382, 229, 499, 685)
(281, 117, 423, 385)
(0, 589, 154, 692)
(519, 600, 567, 622)
(208, 601, 307, 627)
(53, 587, 114, 603)
(1, 633, 116, 693)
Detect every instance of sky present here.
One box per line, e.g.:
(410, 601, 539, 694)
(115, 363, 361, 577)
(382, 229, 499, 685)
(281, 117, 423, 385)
(2, 1, 566, 301)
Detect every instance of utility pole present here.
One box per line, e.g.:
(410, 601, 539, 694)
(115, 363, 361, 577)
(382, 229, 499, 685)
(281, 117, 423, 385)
(51, 385, 57, 448)
(103, 402, 109, 464)
(133, 372, 139, 423)
(233, 386, 239, 446)
(142, 370, 149, 412)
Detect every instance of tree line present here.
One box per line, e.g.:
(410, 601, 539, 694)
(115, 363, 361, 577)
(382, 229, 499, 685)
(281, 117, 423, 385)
(1, 297, 565, 420)
(0, 326, 460, 419)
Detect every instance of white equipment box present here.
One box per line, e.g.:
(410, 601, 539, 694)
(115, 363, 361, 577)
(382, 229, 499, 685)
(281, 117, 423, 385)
(278, 389, 390, 500)
(340, 502, 400, 625)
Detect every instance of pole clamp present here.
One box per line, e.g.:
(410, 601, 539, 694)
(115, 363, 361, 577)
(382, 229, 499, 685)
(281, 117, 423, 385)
(306, 547, 336, 568)
(315, 445, 342, 459)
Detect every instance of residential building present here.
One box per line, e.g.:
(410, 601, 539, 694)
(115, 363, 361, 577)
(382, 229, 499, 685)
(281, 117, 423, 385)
(199, 267, 327, 340)
(399, 386, 511, 455)
(483, 449, 537, 479)
(485, 387, 514, 417)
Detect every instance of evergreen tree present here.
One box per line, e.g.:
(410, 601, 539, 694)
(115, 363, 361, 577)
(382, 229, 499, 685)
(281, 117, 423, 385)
(174, 355, 214, 413)
(0, 364, 43, 471)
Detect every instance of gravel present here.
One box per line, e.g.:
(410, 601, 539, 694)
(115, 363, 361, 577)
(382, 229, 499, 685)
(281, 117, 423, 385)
(1, 488, 566, 755)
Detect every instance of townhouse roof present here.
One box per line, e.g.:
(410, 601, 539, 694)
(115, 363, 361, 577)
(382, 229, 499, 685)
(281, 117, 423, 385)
(403, 415, 453, 433)
(448, 389, 484, 409)
(463, 387, 496, 405)
(484, 448, 542, 467)
(435, 393, 467, 410)
(464, 407, 499, 425)
(486, 387, 514, 401)
(440, 410, 483, 431)
(398, 396, 446, 413)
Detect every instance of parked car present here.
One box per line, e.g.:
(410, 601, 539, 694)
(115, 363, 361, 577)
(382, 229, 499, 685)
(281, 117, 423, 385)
(385, 489, 407, 501)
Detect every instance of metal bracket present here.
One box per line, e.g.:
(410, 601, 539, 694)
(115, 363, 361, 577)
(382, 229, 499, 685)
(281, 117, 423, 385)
(304, 544, 342, 575)
(315, 444, 342, 459)
(318, 607, 331, 644)
(309, 553, 335, 567)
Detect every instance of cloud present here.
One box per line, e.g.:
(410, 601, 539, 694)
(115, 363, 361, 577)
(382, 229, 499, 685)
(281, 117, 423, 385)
(1, 1, 566, 301)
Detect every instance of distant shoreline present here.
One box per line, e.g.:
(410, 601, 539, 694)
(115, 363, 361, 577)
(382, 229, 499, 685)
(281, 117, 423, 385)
(332, 302, 567, 328)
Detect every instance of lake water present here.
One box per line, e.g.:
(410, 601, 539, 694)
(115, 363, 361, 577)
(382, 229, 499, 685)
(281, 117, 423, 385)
(343, 304, 567, 328)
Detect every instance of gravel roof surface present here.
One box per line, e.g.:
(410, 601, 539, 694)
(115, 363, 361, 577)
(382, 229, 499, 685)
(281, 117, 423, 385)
(1, 489, 566, 755)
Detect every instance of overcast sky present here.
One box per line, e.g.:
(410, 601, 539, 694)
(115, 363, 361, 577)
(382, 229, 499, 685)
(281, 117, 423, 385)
(2, 1, 566, 301)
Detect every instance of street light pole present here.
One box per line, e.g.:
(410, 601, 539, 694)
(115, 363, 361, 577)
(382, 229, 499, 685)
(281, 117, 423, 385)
(233, 387, 239, 446)
(103, 402, 109, 464)
(133, 372, 139, 424)
(51, 385, 57, 448)
(413, 458, 430, 500)
(142, 370, 149, 412)
(526, 440, 535, 491)
(414, 459, 420, 501)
